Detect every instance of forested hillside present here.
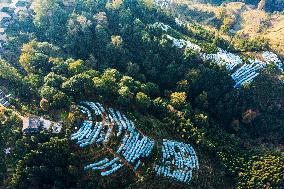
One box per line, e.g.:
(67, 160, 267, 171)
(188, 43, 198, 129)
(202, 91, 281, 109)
(0, 0, 283, 189)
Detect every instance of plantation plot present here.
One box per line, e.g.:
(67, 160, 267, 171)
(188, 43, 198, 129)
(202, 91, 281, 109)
(175, 18, 183, 26)
(71, 102, 199, 183)
(202, 49, 243, 71)
(154, 139, 199, 183)
(84, 157, 124, 176)
(262, 51, 283, 71)
(71, 102, 155, 176)
(166, 35, 202, 52)
(147, 5, 284, 89)
(154, 0, 173, 9)
(149, 22, 171, 32)
(231, 59, 265, 88)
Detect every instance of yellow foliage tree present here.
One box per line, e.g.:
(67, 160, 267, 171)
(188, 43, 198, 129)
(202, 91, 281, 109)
(170, 92, 187, 109)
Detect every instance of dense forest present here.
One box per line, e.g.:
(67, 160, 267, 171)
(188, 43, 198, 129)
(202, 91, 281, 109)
(0, 0, 283, 188)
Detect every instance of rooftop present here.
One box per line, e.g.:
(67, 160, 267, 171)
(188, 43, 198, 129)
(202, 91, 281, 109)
(22, 116, 62, 134)
(0, 89, 11, 107)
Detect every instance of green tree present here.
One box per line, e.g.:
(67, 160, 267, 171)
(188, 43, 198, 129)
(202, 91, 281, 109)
(117, 86, 133, 106)
(40, 86, 70, 109)
(141, 82, 160, 97)
(0, 60, 22, 83)
(10, 138, 83, 189)
(19, 41, 59, 75)
(33, 0, 70, 44)
(238, 154, 284, 189)
(119, 76, 140, 94)
(136, 92, 151, 109)
(24, 74, 44, 89)
(51, 59, 69, 76)
(67, 59, 88, 76)
(93, 69, 121, 100)
(66, 14, 94, 58)
(44, 72, 66, 89)
(62, 73, 94, 98)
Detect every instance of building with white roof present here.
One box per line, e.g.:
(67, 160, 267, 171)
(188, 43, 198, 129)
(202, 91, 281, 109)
(22, 116, 62, 134)
(0, 89, 11, 107)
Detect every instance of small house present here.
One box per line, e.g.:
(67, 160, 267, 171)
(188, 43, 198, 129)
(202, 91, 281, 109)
(0, 89, 11, 107)
(22, 116, 42, 134)
(22, 116, 62, 134)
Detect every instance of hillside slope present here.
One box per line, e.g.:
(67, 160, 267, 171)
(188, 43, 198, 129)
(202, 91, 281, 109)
(188, 0, 284, 12)
(174, 1, 284, 56)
